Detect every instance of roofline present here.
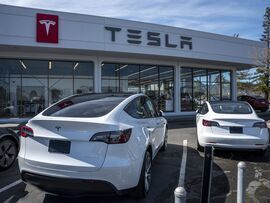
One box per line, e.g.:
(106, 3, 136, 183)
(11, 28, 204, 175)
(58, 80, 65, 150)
(0, 3, 263, 46)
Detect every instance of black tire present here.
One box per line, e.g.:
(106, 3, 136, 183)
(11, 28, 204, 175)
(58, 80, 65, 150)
(257, 149, 267, 156)
(197, 139, 204, 152)
(160, 129, 168, 152)
(133, 150, 152, 198)
(0, 137, 18, 171)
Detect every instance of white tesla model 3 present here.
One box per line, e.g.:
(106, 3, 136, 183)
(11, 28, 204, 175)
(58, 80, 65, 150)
(196, 101, 269, 154)
(18, 93, 168, 197)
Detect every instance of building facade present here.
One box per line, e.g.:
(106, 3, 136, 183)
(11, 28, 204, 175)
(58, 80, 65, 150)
(0, 4, 264, 118)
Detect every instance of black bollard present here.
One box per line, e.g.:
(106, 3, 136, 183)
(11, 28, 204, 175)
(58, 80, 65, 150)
(200, 145, 214, 203)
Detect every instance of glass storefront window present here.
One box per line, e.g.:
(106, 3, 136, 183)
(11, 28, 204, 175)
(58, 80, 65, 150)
(21, 78, 46, 117)
(101, 63, 119, 92)
(74, 62, 94, 94)
(208, 83, 221, 101)
(120, 64, 140, 93)
(49, 79, 73, 104)
(140, 65, 159, 104)
(101, 62, 174, 112)
(221, 71, 231, 83)
(180, 67, 231, 111)
(159, 66, 174, 112)
(0, 59, 94, 118)
(180, 68, 193, 111)
(221, 70, 231, 100)
(19, 60, 48, 117)
(222, 83, 231, 100)
(193, 69, 207, 109)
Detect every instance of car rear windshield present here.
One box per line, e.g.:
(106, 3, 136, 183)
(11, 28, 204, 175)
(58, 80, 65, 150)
(42, 94, 126, 117)
(211, 102, 252, 114)
(254, 95, 265, 100)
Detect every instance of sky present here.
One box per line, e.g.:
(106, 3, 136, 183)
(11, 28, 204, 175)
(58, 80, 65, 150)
(0, 0, 269, 41)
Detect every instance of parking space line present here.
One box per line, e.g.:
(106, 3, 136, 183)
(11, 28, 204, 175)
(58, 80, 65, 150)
(0, 180, 22, 193)
(178, 139, 188, 187)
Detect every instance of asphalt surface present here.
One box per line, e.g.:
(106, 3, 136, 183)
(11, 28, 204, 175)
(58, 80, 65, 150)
(0, 121, 270, 202)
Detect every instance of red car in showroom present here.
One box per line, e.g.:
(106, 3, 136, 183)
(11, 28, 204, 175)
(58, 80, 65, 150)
(237, 95, 269, 112)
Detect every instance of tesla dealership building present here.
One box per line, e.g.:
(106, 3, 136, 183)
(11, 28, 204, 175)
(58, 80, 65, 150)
(0, 4, 265, 118)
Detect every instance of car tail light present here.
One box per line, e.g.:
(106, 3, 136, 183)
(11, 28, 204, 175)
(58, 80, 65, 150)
(90, 129, 132, 144)
(253, 122, 267, 128)
(20, 126, 34, 137)
(202, 119, 219, 127)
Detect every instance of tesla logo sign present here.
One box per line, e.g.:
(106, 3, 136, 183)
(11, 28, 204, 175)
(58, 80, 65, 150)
(36, 13, 58, 43)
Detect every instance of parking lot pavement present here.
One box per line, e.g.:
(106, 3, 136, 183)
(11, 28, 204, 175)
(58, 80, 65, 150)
(0, 124, 270, 203)
(0, 129, 185, 203)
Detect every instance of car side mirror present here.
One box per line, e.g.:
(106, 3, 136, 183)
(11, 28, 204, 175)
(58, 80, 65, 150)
(159, 110, 165, 117)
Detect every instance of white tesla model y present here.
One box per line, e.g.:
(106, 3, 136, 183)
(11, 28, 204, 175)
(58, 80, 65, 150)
(196, 101, 269, 154)
(18, 93, 168, 197)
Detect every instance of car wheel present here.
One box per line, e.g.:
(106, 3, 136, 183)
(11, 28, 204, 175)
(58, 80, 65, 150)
(257, 149, 267, 156)
(0, 138, 18, 171)
(134, 150, 152, 198)
(197, 139, 204, 152)
(160, 129, 168, 151)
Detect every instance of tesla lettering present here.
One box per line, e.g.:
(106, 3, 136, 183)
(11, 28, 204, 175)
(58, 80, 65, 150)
(105, 26, 192, 50)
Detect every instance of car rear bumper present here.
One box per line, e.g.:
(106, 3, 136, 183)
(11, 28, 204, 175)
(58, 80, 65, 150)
(21, 171, 133, 196)
(199, 135, 269, 150)
(18, 150, 142, 192)
(200, 143, 269, 151)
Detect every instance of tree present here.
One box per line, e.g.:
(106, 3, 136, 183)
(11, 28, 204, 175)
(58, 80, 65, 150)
(255, 7, 270, 99)
(237, 69, 254, 95)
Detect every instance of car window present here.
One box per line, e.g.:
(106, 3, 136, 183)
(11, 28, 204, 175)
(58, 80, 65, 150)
(211, 102, 252, 114)
(254, 95, 264, 99)
(198, 103, 208, 114)
(145, 98, 158, 118)
(124, 97, 150, 119)
(43, 94, 125, 117)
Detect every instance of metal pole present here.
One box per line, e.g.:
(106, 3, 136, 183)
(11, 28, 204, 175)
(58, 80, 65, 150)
(174, 187, 187, 203)
(200, 145, 214, 203)
(237, 161, 246, 203)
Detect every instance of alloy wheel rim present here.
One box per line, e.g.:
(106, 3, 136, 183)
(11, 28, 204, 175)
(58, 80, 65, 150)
(144, 153, 152, 193)
(0, 140, 16, 168)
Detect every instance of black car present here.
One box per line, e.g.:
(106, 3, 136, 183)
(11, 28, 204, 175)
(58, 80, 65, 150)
(237, 95, 269, 112)
(0, 124, 20, 170)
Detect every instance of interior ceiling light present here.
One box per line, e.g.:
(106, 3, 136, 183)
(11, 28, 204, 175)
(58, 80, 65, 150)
(49, 61, 52, 70)
(128, 66, 156, 78)
(19, 60, 27, 69)
(115, 65, 128, 71)
(73, 62, 79, 70)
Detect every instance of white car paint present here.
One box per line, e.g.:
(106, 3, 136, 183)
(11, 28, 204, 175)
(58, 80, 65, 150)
(18, 93, 167, 195)
(196, 101, 269, 151)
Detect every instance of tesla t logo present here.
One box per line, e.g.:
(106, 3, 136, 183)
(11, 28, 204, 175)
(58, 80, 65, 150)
(36, 13, 58, 43)
(55, 126, 61, 132)
(39, 20, 56, 35)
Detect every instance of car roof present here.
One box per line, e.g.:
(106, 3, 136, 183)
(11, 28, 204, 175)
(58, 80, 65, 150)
(72, 92, 135, 97)
(63, 92, 143, 101)
(209, 101, 247, 104)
